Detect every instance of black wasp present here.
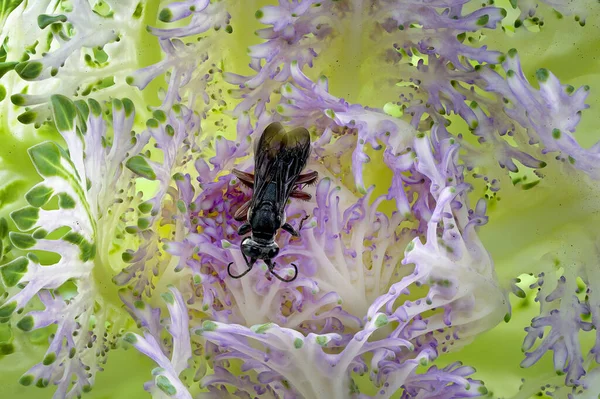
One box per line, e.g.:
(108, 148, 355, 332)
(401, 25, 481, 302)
(228, 122, 318, 282)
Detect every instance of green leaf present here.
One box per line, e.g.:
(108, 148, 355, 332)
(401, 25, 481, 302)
(122, 332, 137, 344)
(14, 61, 43, 80)
(126, 156, 157, 180)
(0, 301, 16, 318)
(10, 93, 25, 106)
(42, 352, 56, 365)
(0, 0, 24, 24)
(122, 98, 134, 117)
(476, 15, 489, 26)
(137, 217, 150, 230)
(0, 179, 26, 211)
(201, 321, 217, 331)
(152, 110, 166, 123)
(63, 232, 96, 262)
(32, 229, 47, 239)
(156, 376, 176, 396)
(132, 2, 143, 19)
(35, 378, 49, 388)
(17, 110, 36, 124)
(74, 100, 89, 134)
(112, 98, 123, 111)
(374, 314, 388, 328)
(165, 124, 174, 136)
(58, 193, 76, 209)
(0, 256, 28, 287)
(19, 375, 34, 386)
(25, 185, 54, 207)
(0, 61, 17, 79)
(251, 323, 273, 334)
(88, 98, 102, 116)
(51, 94, 77, 132)
(121, 250, 134, 263)
(138, 201, 153, 214)
(10, 206, 39, 231)
(37, 14, 67, 29)
(146, 118, 159, 129)
(161, 292, 174, 304)
(552, 128, 561, 139)
(0, 217, 7, 238)
(16, 315, 34, 331)
(28, 142, 65, 178)
(0, 342, 14, 355)
(9, 232, 36, 249)
(536, 68, 549, 82)
(158, 8, 172, 22)
(166, 124, 180, 138)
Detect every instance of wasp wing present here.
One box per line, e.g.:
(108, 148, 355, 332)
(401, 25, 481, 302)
(252, 122, 311, 208)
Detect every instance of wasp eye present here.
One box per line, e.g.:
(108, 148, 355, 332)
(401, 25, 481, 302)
(241, 239, 260, 258)
(268, 246, 279, 259)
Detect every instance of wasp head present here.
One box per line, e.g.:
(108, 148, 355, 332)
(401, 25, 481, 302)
(241, 237, 279, 261)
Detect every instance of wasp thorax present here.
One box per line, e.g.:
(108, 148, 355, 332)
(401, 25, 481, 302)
(250, 205, 280, 236)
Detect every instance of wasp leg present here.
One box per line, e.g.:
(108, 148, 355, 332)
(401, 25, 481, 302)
(290, 190, 311, 201)
(234, 200, 251, 222)
(228, 262, 253, 279)
(298, 214, 310, 230)
(282, 214, 310, 237)
(237, 222, 251, 235)
(228, 254, 257, 279)
(232, 169, 254, 188)
(266, 259, 298, 282)
(282, 223, 299, 237)
(296, 170, 318, 185)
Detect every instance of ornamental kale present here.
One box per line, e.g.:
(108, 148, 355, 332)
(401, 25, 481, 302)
(0, 1, 598, 398)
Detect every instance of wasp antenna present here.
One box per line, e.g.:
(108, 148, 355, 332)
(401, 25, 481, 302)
(268, 263, 298, 282)
(298, 214, 310, 231)
(228, 262, 254, 279)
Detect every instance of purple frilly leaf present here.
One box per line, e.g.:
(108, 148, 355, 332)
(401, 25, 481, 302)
(497, 51, 597, 178)
(224, 0, 338, 118)
(130, 0, 231, 110)
(0, 95, 151, 396)
(3, 0, 599, 398)
(115, 104, 201, 296)
(4, 1, 145, 125)
(512, 0, 591, 28)
(519, 244, 600, 388)
(400, 362, 487, 398)
(124, 287, 193, 398)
